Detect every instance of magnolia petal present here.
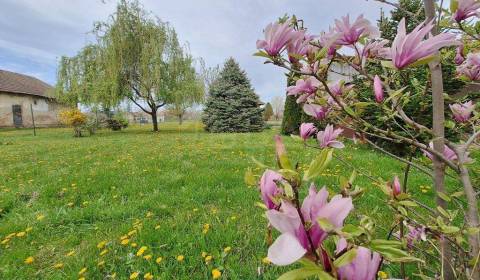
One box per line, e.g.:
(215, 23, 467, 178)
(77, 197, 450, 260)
(267, 233, 307, 266)
(328, 141, 345, 149)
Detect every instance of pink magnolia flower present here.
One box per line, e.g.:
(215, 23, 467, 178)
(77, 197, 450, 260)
(333, 14, 379, 45)
(336, 239, 381, 280)
(406, 225, 426, 249)
(303, 103, 330, 120)
(373, 75, 384, 103)
(424, 142, 458, 161)
(266, 186, 353, 265)
(287, 31, 315, 63)
(299, 123, 317, 141)
(388, 18, 459, 69)
(361, 39, 390, 59)
(287, 77, 321, 97)
(450, 100, 475, 122)
(259, 170, 284, 209)
(317, 124, 344, 149)
(457, 53, 480, 80)
(453, 0, 480, 22)
(257, 21, 296, 56)
(328, 80, 354, 96)
(392, 176, 402, 197)
(300, 61, 320, 75)
(455, 44, 465, 65)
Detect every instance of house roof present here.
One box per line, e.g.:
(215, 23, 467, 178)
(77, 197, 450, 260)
(0, 69, 54, 98)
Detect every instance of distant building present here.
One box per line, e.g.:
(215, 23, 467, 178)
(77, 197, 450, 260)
(0, 70, 68, 128)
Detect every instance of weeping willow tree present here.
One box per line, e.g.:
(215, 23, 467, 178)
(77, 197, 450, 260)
(56, 0, 203, 131)
(166, 52, 204, 124)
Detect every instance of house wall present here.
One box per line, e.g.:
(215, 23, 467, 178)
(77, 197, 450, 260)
(0, 92, 69, 128)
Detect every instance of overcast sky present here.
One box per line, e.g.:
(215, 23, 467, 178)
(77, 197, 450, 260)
(0, 0, 388, 103)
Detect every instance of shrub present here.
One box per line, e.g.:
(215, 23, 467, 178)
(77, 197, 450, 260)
(58, 109, 87, 137)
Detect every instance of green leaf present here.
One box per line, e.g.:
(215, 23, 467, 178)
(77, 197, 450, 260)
(278, 267, 334, 280)
(348, 170, 357, 185)
(408, 54, 438, 68)
(251, 156, 269, 169)
(253, 50, 271, 59)
(381, 60, 395, 69)
(397, 200, 418, 207)
(339, 176, 349, 189)
(369, 243, 422, 263)
(467, 227, 480, 235)
(370, 239, 402, 248)
(343, 106, 356, 117)
(341, 224, 365, 237)
(437, 192, 451, 202)
(303, 149, 333, 181)
(437, 206, 451, 219)
(278, 154, 293, 170)
(317, 218, 334, 232)
(442, 226, 460, 234)
(334, 248, 357, 268)
(290, 134, 303, 142)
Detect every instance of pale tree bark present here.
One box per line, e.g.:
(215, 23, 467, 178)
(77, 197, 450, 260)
(423, 1, 454, 279)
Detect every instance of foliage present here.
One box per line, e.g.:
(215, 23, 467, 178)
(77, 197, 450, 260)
(202, 58, 264, 133)
(56, 0, 200, 132)
(281, 78, 303, 135)
(106, 114, 129, 131)
(255, 3, 480, 278)
(263, 102, 274, 121)
(58, 108, 87, 137)
(356, 0, 469, 155)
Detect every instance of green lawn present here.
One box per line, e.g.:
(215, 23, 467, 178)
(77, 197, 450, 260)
(0, 122, 463, 279)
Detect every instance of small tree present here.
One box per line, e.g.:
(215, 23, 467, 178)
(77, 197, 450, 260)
(271, 96, 284, 120)
(202, 58, 264, 132)
(263, 102, 274, 121)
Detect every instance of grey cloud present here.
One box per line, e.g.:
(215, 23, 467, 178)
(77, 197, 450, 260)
(0, 0, 387, 102)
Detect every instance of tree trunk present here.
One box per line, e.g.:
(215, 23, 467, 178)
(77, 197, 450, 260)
(151, 110, 159, 132)
(458, 147, 480, 279)
(423, 1, 454, 278)
(178, 114, 183, 125)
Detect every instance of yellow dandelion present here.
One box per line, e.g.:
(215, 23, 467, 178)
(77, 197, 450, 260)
(121, 239, 130, 246)
(66, 250, 75, 257)
(129, 272, 139, 279)
(202, 224, 210, 234)
(79, 277, 85, 280)
(67, 202, 74, 207)
(110, 272, 117, 278)
(24, 256, 34, 264)
(97, 260, 105, 267)
(144, 272, 153, 280)
(120, 235, 128, 240)
(143, 254, 152, 261)
(154, 225, 160, 230)
(201, 252, 207, 258)
(127, 229, 136, 236)
(223, 246, 231, 253)
(16, 231, 26, 237)
(146, 211, 153, 218)
(205, 255, 213, 263)
(212, 268, 222, 279)
(131, 242, 138, 248)
(25, 227, 33, 232)
(378, 271, 388, 279)
(78, 267, 87, 275)
(53, 263, 64, 269)
(1, 239, 10, 245)
(155, 256, 163, 264)
(100, 249, 108, 256)
(136, 246, 147, 256)
(36, 214, 45, 221)
(176, 255, 185, 262)
(97, 240, 107, 249)
(262, 257, 271, 265)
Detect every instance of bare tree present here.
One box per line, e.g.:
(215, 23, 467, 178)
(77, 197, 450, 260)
(271, 96, 284, 121)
